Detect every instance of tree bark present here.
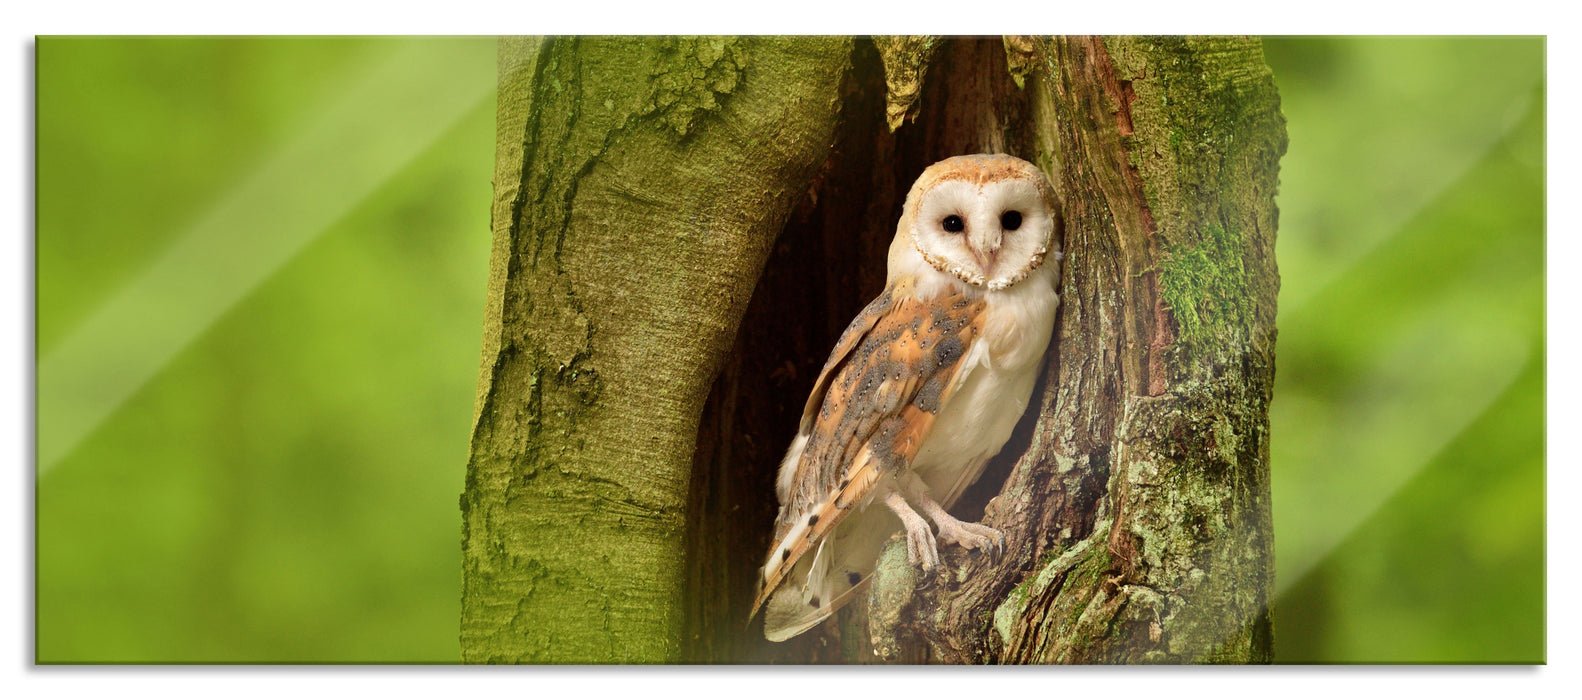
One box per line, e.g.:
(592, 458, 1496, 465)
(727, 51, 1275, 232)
(460, 36, 851, 663)
(463, 35, 1285, 664)
(859, 37, 1286, 664)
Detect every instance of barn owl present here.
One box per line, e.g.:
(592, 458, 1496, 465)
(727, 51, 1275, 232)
(753, 154, 1062, 642)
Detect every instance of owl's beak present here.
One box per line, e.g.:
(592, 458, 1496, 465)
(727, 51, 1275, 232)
(970, 230, 1003, 274)
(972, 248, 999, 274)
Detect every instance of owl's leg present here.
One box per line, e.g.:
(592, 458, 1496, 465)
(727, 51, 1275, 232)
(881, 487, 939, 571)
(899, 473, 1005, 555)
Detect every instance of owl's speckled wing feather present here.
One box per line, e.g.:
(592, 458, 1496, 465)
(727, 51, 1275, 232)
(752, 277, 988, 629)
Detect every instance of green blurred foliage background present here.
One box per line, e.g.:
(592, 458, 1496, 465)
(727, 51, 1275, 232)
(35, 37, 1543, 663)
(1264, 37, 1544, 663)
(37, 37, 497, 662)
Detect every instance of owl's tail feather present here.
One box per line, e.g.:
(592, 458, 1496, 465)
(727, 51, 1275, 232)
(762, 506, 898, 642)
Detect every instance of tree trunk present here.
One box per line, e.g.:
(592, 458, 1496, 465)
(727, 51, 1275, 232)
(462, 35, 1285, 664)
(460, 36, 852, 663)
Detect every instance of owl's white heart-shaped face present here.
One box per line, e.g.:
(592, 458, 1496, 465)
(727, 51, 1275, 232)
(902, 155, 1057, 291)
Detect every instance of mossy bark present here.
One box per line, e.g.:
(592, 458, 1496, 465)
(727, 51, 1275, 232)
(464, 35, 1285, 664)
(858, 36, 1286, 664)
(460, 36, 851, 663)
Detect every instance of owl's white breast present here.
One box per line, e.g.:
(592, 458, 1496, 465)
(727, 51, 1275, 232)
(910, 261, 1060, 506)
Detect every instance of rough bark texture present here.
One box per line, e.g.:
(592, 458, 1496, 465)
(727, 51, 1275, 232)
(461, 36, 851, 663)
(464, 35, 1285, 664)
(860, 37, 1287, 664)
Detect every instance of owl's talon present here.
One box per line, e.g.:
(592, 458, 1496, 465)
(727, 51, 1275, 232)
(936, 518, 1005, 556)
(885, 489, 940, 572)
(902, 477, 1007, 559)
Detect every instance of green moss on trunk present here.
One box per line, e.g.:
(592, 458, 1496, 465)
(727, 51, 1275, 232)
(1156, 224, 1254, 353)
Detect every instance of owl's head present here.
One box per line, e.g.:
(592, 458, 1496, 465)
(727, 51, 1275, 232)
(892, 154, 1058, 292)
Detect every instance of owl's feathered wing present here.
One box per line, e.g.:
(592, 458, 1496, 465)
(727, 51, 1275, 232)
(753, 276, 988, 641)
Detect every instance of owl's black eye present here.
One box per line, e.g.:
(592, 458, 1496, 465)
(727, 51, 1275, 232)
(942, 215, 965, 233)
(1001, 210, 1023, 231)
